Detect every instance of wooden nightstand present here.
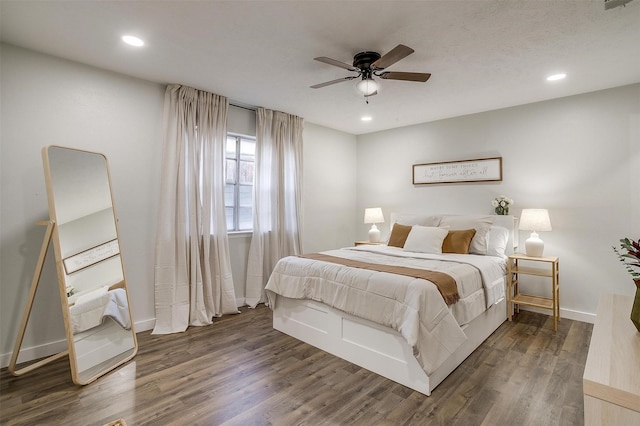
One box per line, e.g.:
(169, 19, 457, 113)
(354, 241, 385, 246)
(507, 253, 560, 331)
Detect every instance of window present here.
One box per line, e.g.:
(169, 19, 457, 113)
(225, 134, 255, 231)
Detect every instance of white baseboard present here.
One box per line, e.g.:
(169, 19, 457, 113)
(0, 338, 68, 371)
(1, 317, 156, 370)
(519, 305, 596, 324)
(134, 318, 156, 333)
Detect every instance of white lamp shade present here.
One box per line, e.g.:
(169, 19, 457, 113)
(519, 209, 552, 232)
(356, 78, 378, 96)
(519, 209, 552, 257)
(364, 207, 384, 224)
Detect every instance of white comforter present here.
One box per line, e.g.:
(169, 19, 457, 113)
(265, 245, 506, 374)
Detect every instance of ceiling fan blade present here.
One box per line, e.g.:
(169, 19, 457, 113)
(314, 57, 358, 72)
(310, 76, 357, 89)
(372, 44, 414, 69)
(378, 71, 431, 82)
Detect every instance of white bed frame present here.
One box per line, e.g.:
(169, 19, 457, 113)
(271, 214, 516, 396)
(273, 294, 506, 395)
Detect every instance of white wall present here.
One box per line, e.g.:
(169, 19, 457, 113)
(0, 44, 357, 366)
(303, 122, 358, 253)
(356, 84, 640, 321)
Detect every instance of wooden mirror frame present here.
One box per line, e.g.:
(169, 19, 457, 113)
(9, 146, 137, 385)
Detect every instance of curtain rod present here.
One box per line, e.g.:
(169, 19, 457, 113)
(230, 102, 257, 112)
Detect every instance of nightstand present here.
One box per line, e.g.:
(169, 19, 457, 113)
(507, 253, 560, 331)
(354, 241, 385, 246)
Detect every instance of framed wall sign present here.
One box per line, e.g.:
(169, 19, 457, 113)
(63, 239, 120, 274)
(413, 157, 502, 185)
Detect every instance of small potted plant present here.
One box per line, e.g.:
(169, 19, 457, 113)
(613, 237, 640, 284)
(613, 237, 640, 331)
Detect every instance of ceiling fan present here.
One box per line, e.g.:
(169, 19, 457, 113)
(310, 44, 431, 99)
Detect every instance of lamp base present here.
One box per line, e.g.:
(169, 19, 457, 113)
(368, 224, 381, 243)
(525, 232, 545, 257)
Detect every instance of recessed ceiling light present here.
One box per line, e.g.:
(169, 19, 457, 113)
(361, 116, 372, 122)
(122, 35, 144, 47)
(546, 73, 566, 81)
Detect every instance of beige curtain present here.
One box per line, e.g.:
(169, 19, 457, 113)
(245, 108, 304, 307)
(153, 85, 238, 334)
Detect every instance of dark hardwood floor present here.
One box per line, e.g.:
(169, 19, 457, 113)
(1, 305, 592, 426)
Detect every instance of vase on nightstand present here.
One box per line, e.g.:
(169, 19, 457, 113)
(632, 279, 640, 332)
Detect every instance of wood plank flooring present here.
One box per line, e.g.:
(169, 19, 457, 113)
(1, 305, 592, 426)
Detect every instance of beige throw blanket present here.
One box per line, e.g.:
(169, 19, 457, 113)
(299, 253, 460, 305)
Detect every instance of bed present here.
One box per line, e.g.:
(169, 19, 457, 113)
(265, 214, 517, 395)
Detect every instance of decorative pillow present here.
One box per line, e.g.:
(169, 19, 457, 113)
(487, 225, 510, 258)
(403, 226, 449, 254)
(439, 216, 494, 255)
(442, 229, 477, 254)
(388, 223, 413, 248)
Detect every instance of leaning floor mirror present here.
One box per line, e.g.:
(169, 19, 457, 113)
(11, 146, 137, 385)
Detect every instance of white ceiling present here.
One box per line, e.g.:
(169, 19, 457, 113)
(1, 1, 639, 135)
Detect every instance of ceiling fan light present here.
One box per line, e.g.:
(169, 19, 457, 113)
(356, 78, 378, 96)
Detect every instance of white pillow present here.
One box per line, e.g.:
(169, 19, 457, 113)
(439, 216, 494, 255)
(388, 214, 441, 243)
(403, 225, 449, 254)
(487, 225, 510, 258)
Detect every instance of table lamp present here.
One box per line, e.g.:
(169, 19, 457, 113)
(364, 207, 385, 243)
(519, 209, 552, 257)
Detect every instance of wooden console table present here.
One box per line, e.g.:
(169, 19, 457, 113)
(583, 293, 640, 425)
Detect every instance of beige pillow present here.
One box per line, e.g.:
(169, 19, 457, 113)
(442, 229, 477, 254)
(439, 216, 494, 255)
(388, 223, 413, 248)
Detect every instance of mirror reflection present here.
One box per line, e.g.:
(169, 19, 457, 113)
(43, 146, 137, 384)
